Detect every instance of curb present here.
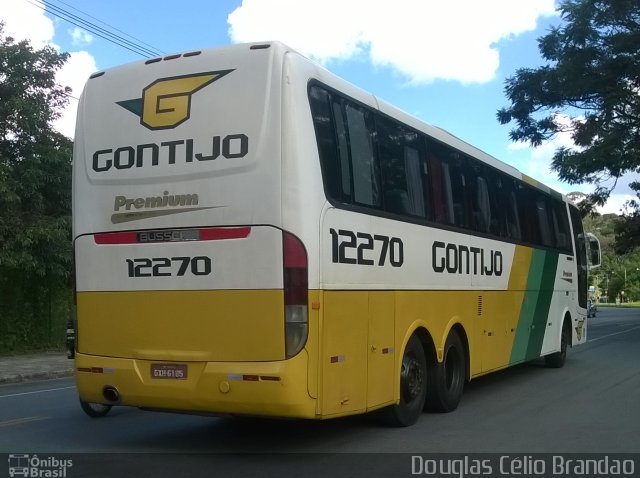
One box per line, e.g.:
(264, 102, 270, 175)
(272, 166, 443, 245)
(0, 369, 74, 385)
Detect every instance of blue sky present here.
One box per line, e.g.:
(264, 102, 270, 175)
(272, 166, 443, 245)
(2, 0, 635, 213)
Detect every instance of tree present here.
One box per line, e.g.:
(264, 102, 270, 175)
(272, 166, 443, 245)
(0, 24, 74, 351)
(497, 0, 640, 222)
(614, 185, 640, 253)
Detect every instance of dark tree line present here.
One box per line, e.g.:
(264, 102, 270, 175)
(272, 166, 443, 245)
(0, 24, 73, 351)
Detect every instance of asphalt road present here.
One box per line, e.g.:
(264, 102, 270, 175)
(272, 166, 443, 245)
(1, 308, 638, 476)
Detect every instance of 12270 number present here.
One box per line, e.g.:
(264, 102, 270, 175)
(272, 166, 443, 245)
(329, 229, 403, 267)
(126, 256, 212, 277)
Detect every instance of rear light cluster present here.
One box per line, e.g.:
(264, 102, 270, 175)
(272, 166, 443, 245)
(282, 232, 308, 358)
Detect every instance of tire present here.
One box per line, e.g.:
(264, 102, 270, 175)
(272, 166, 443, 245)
(425, 330, 466, 413)
(379, 335, 427, 427)
(79, 399, 112, 418)
(545, 323, 570, 368)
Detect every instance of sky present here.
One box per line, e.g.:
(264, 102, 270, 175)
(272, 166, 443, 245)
(1, 0, 636, 213)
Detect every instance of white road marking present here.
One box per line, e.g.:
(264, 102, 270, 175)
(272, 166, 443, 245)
(0, 385, 75, 399)
(0, 416, 47, 427)
(588, 325, 640, 343)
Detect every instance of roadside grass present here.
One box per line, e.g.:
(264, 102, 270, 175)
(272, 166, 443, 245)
(599, 302, 640, 308)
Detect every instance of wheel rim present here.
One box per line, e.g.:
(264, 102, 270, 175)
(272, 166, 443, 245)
(88, 403, 110, 413)
(401, 351, 424, 403)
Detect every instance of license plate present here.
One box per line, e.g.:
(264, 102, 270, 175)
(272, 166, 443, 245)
(150, 363, 187, 380)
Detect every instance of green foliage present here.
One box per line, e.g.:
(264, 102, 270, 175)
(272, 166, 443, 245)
(613, 181, 640, 253)
(0, 24, 73, 352)
(497, 0, 640, 206)
(584, 213, 640, 302)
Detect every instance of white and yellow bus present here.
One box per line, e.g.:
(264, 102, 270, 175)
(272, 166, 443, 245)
(72, 42, 600, 426)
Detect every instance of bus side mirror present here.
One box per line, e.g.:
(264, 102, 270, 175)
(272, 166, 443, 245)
(587, 233, 601, 270)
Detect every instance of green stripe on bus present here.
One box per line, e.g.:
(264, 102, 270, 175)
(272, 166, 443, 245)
(510, 249, 559, 364)
(524, 250, 559, 361)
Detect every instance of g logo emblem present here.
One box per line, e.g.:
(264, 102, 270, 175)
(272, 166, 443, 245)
(117, 70, 233, 130)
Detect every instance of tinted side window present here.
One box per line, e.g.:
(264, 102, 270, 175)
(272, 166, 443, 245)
(518, 185, 542, 245)
(467, 161, 497, 234)
(552, 201, 571, 252)
(332, 101, 352, 200)
(536, 197, 555, 247)
(344, 104, 380, 207)
(570, 205, 587, 308)
(377, 117, 428, 218)
(428, 141, 467, 228)
(310, 86, 347, 202)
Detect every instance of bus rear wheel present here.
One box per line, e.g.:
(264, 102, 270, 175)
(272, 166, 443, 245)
(380, 334, 426, 427)
(79, 399, 112, 418)
(425, 330, 466, 413)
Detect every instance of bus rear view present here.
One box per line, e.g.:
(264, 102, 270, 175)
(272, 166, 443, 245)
(72, 43, 315, 418)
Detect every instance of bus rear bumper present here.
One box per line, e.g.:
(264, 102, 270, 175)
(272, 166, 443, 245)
(74, 351, 317, 419)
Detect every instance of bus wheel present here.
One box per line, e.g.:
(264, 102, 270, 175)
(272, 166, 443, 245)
(380, 335, 426, 427)
(545, 322, 570, 368)
(79, 399, 112, 418)
(425, 330, 465, 413)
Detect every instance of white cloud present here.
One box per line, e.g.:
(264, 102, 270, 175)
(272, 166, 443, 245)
(53, 51, 98, 138)
(69, 27, 93, 47)
(1, 0, 97, 138)
(2, 0, 55, 48)
(599, 193, 636, 215)
(228, 0, 556, 84)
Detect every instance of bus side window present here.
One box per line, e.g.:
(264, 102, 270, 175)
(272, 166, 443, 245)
(428, 141, 467, 227)
(552, 202, 571, 252)
(309, 86, 351, 203)
(428, 152, 448, 224)
(507, 190, 522, 240)
(467, 162, 492, 234)
(377, 117, 427, 218)
(569, 205, 588, 308)
(344, 104, 380, 208)
(404, 144, 427, 218)
(519, 185, 542, 245)
(498, 178, 522, 240)
(446, 157, 468, 228)
(537, 197, 554, 247)
(476, 176, 491, 233)
(485, 170, 505, 237)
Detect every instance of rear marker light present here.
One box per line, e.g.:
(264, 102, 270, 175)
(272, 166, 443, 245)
(77, 367, 115, 374)
(226, 374, 281, 382)
(283, 232, 308, 358)
(94, 226, 251, 245)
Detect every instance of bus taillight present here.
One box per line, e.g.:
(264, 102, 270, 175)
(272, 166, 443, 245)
(282, 231, 308, 358)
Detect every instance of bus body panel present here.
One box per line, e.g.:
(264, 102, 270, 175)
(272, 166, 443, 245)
(73, 43, 284, 239)
(74, 350, 317, 418)
(76, 289, 285, 362)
